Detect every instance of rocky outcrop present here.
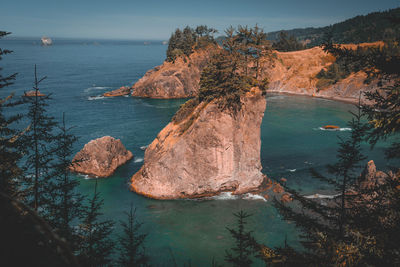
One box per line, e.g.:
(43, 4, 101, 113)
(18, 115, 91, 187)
(70, 136, 133, 177)
(357, 160, 389, 190)
(24, 90, 45, 97)
(125, 42, 384, 102)
(266, 43, 384, 103)
(131, 47, 217, 98)
(131, 87, 266, 199)
(103, 86, 131, 97)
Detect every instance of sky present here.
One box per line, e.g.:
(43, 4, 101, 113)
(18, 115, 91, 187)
(1, 0, 399, 40)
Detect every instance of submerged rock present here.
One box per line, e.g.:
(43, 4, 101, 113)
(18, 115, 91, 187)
(322, 125, 340, 130)
(24, 90, 46, 97)
(131, 87, 267, 199)
(131, 47, 217, 98)
(70, 136, 133, 177)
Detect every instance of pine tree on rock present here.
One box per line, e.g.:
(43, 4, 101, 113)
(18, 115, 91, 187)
(118, 204, 149, 267)
(77, 181, 114, 267)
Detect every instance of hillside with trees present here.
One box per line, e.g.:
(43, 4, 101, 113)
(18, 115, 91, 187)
(267, 7, 400, 47)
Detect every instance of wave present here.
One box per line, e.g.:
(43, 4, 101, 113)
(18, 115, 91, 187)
(84, 86, 111, 93)
(211, 192, 238, 200)
(315, 127, 352, 132)
(267, 95, 286, 100)
(88, 95, 105, 101)
(286, 169, 296, 172)
(134, 157, 144, 163)
(242, 193, 268, 202)
(304, 193, 340, 199)
(140, 145, 148, 151)
(77, 174, 98, 179)
(211, 192, 267, 201)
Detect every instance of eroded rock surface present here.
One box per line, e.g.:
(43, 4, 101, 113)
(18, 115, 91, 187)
(70, 136, 133, 177)
(266, 43, 384, 103)
(131, 47, 216, 98)
(131, 87, 266, 199)
(103, 86, 131, 97)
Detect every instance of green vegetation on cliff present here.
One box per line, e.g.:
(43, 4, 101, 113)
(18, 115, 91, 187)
(166, 25, 217, 62)
(267, 7, 400, 47)
(172, 25, 272, 128)
(316, 39, 400, 90)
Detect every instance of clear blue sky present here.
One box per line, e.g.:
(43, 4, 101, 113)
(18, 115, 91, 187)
(1, 0, 399, 40)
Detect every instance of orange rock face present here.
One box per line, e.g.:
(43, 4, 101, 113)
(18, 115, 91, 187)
(131, 47, 217, 98)
(280, 193, 293, 203)
(70, 136, 133, 177)
(131, 87, 266, 199)
(266, 43, 385, 103)
(24, 90, 45, 97)
(103, 86, 130, 97)
(322, 125, 340, 130)
(272, 183, 284, 194)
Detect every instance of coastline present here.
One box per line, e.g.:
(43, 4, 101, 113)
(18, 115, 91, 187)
(266, 89, 361, 104)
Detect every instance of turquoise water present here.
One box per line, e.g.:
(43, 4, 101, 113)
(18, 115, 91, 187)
(1, 39, 395, 266)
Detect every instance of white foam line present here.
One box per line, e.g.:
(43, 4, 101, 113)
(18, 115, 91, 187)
(304, 193, 341, 199)
(134, 157, 144, 163)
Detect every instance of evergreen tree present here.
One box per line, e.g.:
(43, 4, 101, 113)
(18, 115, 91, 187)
(249, 25, 272, 79)
(47, 113, 84, 249)
(118, 204, 149, 267)
(77, 181, 115, 267)
(182, 26, 195, 57)
(0, 31, 23, 197)
(21, 65, 57, 213)
(269, 102, 370, 266)
(236, 25, 253, 75)
(225, 211, 259, 267)
(272, 31, 305, 52)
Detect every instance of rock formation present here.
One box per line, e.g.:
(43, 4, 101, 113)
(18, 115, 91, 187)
(131, 87, 266, 199)
(125, 42, 383, 103)
(131, 47, 216, 98)
(265, 43, 384, 103)
(24, 90, 46, 97)
(103, 86, 131, 97)
(70, 136, 133, 177)
(357, 160, 389, 190)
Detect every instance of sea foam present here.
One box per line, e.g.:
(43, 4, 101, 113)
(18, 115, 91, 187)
(134, 157, 144, 163)
(88, 95, 105, 101)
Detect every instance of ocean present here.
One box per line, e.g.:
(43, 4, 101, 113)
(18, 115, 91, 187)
(0, 38, 395, 266)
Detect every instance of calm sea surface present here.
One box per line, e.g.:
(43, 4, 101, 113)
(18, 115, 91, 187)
(1, 38, 395, 266)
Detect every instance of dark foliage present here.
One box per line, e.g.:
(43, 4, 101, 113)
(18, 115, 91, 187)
(21, 65, 58, 214)
(272, 31, 306, 52)
(166, 25, 217, 62)
(0, 31, 23, 197)
(267, 7, 400, 47)
(118, 204, 149, 267)
(77, 181, 115, 267)
(225, 211, 259, 267)
(47, 113, 85, 250)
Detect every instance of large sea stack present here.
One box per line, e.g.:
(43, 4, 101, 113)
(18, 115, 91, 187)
(70, 136, 133, 177)
(131, 87, 266, 199)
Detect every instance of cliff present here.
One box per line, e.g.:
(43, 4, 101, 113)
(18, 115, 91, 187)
(118, 43, 383, 102)
(70, 136, 133, 177)
(130, 47, 216, 98)
(131, 87, 267, 199)
(266, 43, 384, 103)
